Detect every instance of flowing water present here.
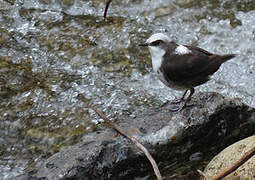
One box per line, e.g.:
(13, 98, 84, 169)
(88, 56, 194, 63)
(0, 0, 255, 178)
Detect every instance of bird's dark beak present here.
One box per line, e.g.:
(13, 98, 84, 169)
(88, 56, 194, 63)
(139, 43, 148, 47)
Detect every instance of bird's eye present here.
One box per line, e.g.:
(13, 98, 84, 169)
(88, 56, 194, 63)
(150, 40, 163, 46)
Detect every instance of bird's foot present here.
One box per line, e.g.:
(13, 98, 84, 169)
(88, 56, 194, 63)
(170, 98, 184, 104)
(161, 100, 170, 107)
(169, 104, 186, 112)
(170, 89, 189, 105)
(169, 106, 182, 112)
(169, 102, 195, 112)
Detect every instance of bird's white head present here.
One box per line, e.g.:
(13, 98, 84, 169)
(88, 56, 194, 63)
(145, 33, 171, 45)
(140, 33, 171, 72)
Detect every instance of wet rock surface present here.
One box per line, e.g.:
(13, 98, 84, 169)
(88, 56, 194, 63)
(15, 92, 255, 180)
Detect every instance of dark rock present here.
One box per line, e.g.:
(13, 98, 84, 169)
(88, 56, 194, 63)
(16, 92, 255, 179)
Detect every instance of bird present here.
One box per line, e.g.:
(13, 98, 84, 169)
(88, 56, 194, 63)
(139, 33, 236, 111)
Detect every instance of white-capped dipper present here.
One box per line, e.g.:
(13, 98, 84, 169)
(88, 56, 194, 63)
(139, 33, 236, 111)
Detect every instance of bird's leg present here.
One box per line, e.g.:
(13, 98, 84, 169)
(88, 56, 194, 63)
(185, 88, 194, 104)
(177, 88, 195, 111)
(162, 89, 188, 107)
(171, 89, 188, 104)
(169, 88, 195, 112)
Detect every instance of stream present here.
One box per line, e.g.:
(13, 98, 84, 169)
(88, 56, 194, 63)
(0, 0, 255, 179)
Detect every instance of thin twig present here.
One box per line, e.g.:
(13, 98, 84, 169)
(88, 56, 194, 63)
(104, 0, 112, 20)
(197, 170, 209, 180)
(92, 106, 163, 180)
(199, 145, 255, 180)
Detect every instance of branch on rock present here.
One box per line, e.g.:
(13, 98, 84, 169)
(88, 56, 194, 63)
(92, 106, 163, 180)
(197, 170, 209, 180)
(199, 145, 255, 180)
(104, 0, 112, 20)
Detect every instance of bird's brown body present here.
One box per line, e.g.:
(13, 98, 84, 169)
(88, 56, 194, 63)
(160, 42, 235, 90)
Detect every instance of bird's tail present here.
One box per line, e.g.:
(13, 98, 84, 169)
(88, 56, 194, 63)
(220, 54, 236, 62)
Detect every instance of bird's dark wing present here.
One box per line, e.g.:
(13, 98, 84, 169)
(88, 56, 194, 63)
(184, 45, 213, 56)
(160, 46, 221, 82)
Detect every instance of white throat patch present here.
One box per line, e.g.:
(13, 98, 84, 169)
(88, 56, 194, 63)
(174, 45, 191, 55)
(148, 46, 165, 72)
